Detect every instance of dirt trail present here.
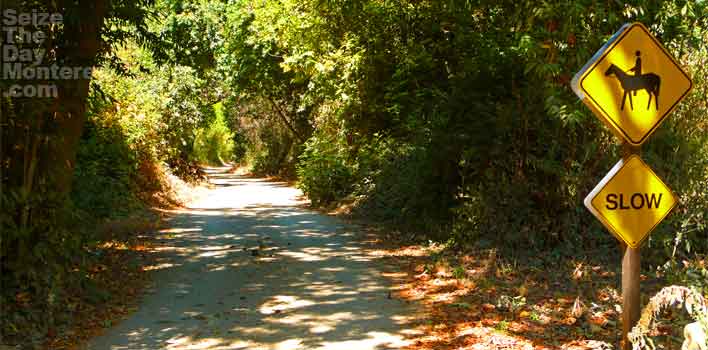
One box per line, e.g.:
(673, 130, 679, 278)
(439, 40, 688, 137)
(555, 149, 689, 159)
(86, 167, 417, 350)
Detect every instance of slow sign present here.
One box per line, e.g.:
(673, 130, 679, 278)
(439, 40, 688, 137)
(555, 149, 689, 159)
(584, 155, 677, 248)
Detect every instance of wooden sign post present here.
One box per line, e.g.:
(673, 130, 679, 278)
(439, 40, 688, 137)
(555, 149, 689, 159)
(622, 245, 641, 350)
(621, 143, 641, 350)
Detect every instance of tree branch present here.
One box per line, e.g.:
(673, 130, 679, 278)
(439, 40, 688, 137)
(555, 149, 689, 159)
(265, 95, 304, 142)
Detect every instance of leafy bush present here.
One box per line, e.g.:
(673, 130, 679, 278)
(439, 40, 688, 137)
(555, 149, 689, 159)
(352, 136, 458, 232)
(297, 133, 354, 206)
(242, 112, 300, 177)
(193, 103, 236, 165)
(643, 35, 708, 262)
(0, 187, 86, 342)
(72, 116, 141, 218)
(226, 0, 708, 261)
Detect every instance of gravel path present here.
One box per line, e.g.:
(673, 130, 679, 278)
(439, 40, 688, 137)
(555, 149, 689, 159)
(86, 167, 416, 350)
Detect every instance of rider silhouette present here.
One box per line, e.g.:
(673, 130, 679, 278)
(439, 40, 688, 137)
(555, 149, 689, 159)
(628, 50, 642, 96)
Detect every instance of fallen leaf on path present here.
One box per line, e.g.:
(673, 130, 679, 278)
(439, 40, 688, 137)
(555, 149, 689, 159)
(482, 303, 496, 312)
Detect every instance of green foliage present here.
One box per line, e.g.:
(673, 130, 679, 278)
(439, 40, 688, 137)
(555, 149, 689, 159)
(353, 136, 458, 231)
(0, 187, 86, 340)
(70, 47, 173, 218)
(0, 0, 165, 343)
(72, 116, 141, 218)
(297, 133, 354, 206)
(246, 120, 298, 176)
(644, 32, 708, 261)
(220, 0, 708, 261)
(152, 0, 224, 70)
(193, 103, 236, 165)
(92, 41, 226, 182)
(216, 1, 314, 174)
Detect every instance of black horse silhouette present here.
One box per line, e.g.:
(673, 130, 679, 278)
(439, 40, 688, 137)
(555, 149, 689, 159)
(604, 64, 660, 111)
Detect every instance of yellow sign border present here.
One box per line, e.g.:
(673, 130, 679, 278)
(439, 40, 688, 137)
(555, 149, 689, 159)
(573, 22, 693, 146)
(583, 155, 678, 248)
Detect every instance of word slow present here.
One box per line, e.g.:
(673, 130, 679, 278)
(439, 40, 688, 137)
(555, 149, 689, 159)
(605, 193, 663, 210)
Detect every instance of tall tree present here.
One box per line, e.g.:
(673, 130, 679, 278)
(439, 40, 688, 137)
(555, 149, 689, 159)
(1, 0, 156, 199)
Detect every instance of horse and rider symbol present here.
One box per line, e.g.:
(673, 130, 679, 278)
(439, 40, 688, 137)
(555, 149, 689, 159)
(604, 50, 661, 111)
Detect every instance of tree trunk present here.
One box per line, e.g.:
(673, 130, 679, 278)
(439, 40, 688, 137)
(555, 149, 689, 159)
(40, 0, 108, 193)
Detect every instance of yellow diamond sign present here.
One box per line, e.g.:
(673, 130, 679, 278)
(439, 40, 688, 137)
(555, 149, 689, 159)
(571, 22, 692, 145)
(584, 156, 678, 248)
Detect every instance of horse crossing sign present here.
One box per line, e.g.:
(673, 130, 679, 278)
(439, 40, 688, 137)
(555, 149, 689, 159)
(571, 22, 692, 146)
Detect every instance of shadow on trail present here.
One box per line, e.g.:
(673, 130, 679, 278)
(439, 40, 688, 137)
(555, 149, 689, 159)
(87, 167, 418, 350)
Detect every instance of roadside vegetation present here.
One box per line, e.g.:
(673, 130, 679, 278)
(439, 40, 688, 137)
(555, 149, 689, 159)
(1, 0, 706, 349)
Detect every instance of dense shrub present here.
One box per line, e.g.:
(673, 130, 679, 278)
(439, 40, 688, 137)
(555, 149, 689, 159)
(643, 38, 708, 261)
(248, 131, 297, 176)
(238, 109, 300, 177)
(72, 116, 141, 218)
(0, 187, 85, 342)
(297, 133, 354, 206)
(193, 103, 236, 165)
(222, 0, 708, 261)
